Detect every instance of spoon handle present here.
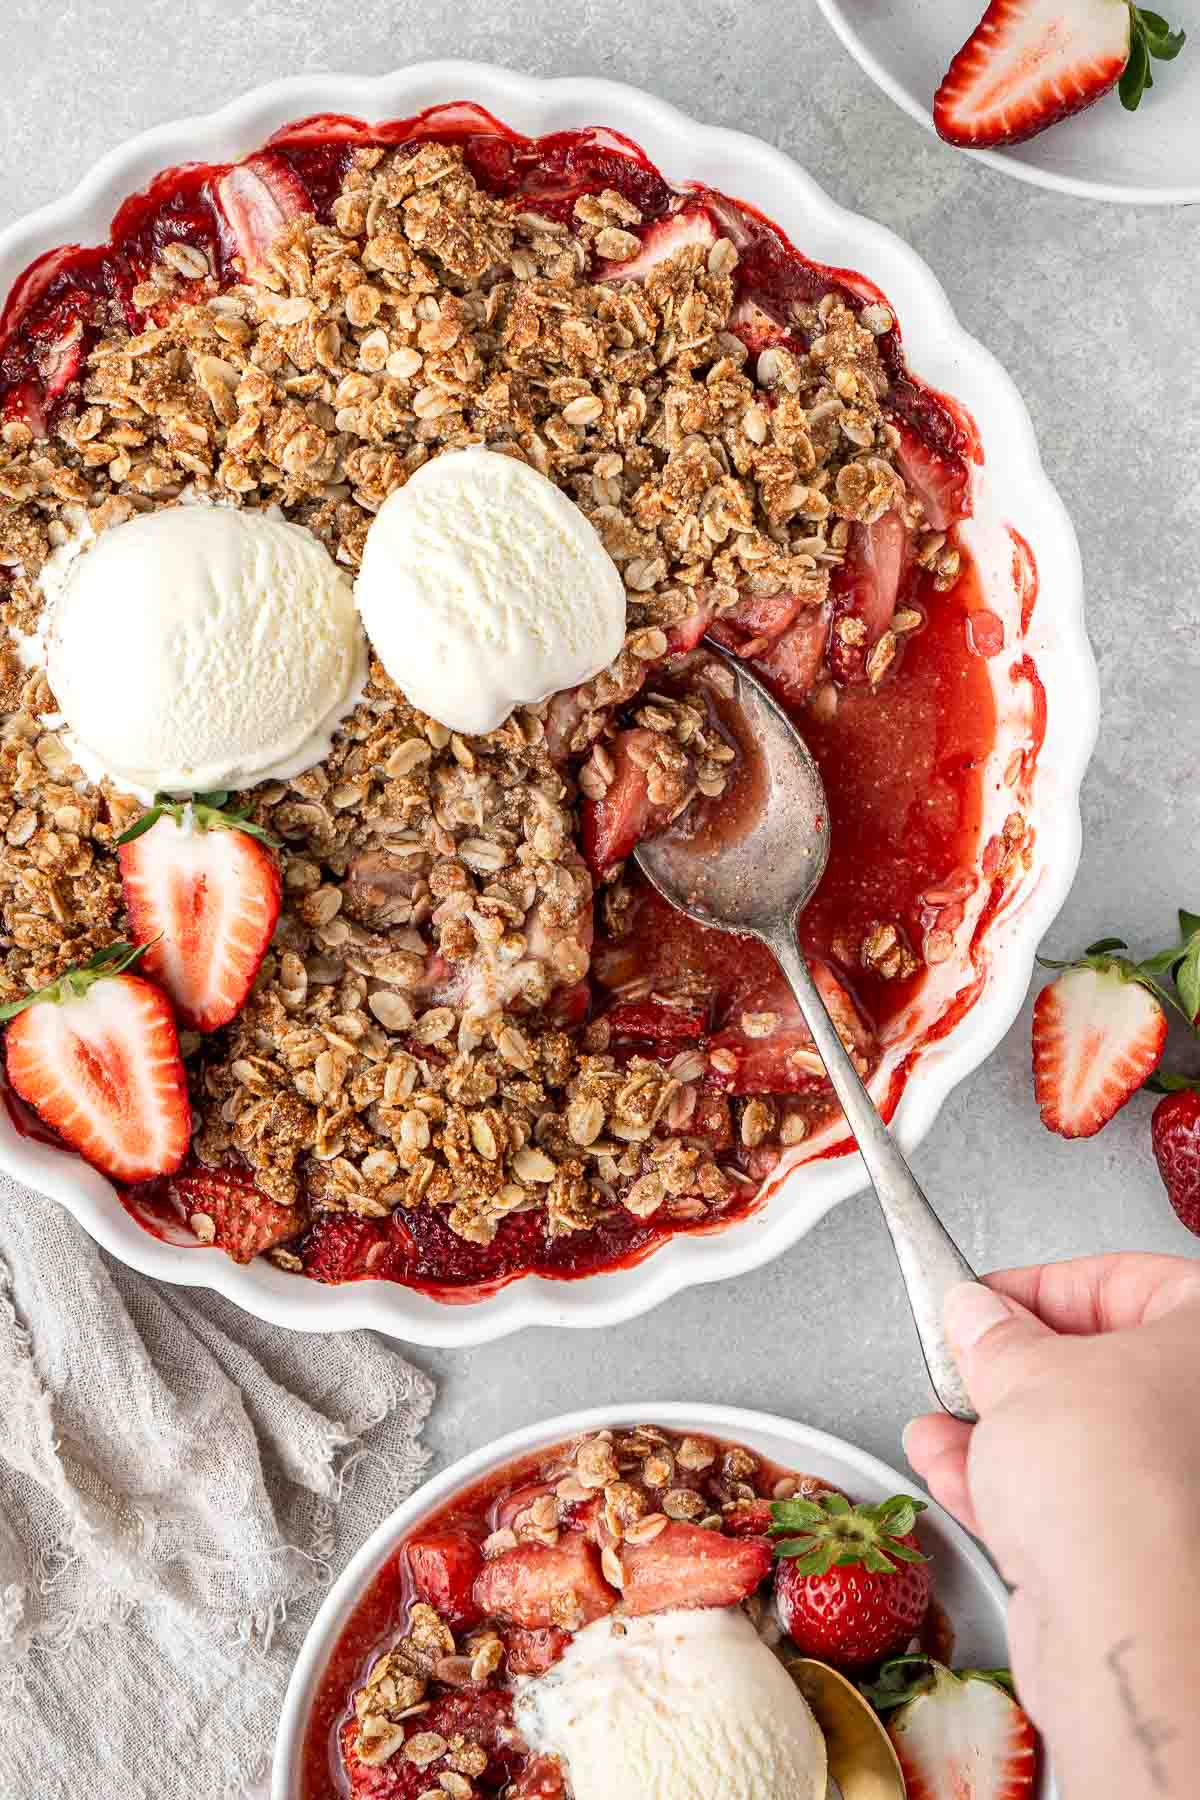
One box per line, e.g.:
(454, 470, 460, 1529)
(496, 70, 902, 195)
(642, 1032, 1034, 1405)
(764, 924, 978, 1423)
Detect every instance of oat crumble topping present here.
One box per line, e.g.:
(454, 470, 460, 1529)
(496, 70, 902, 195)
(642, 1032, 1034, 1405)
(0, 139, 969, 1266)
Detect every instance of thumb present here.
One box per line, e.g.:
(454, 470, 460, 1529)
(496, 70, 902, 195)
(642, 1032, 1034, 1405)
(945, 1279, 1056, 1414)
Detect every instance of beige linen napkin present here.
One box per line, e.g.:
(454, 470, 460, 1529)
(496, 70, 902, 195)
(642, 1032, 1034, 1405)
(0, 1174, 434, 1800)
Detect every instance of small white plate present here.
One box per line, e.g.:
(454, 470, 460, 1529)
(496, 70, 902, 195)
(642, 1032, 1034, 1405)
(817, 0, 1200, 205)
(271, 1403, 1056, 1798)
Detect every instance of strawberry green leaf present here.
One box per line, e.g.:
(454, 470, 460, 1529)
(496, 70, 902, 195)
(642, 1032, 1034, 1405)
(1084, 936, 1128, 956)
(115, 793, 280, 850)
(1180, 910, 1200, 938)
(1146, 1072, 1200, 1095)
(1136, 7, 1186, 57)
(0, 940, 153, 1019)
(1120, 28, 1151, 108)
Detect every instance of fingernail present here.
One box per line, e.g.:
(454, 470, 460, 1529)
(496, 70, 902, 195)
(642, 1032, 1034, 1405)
(900, 1419, 919, 1462)
(944, 1280, 1014, 1353)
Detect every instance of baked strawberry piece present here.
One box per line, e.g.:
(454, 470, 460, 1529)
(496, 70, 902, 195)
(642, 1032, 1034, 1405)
(473, 1534, 616, 1632)
(158, 1165, 300, 1263)
(617, 1521, 772, 1616)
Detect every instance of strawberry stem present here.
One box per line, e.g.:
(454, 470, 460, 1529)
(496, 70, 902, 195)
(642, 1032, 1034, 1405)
(769, 1491, 929, 1576)
(0, 940, 152, 1019)
(115, 791, 279, 848)
(1121, 6, 1187, 110)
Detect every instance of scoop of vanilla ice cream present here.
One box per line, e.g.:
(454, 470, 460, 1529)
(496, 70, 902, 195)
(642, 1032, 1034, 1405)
(354, 447, 626, 736)
(44, 505, 366, 798)
(513, 1608, 827, 1800)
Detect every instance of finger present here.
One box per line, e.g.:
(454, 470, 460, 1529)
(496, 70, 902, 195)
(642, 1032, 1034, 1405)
(983, 1254, 1200, 1336)
(944, 1280, 1057, 1414)
(917, 1444, 980, 1538)
(902, 1413, 972, 1477)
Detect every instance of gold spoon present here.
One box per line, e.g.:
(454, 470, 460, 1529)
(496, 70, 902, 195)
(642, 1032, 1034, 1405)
(787, 1657, 906, 1799)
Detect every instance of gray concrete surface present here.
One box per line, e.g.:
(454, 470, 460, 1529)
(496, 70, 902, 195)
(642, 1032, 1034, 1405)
(3, 0, 1198, 1477)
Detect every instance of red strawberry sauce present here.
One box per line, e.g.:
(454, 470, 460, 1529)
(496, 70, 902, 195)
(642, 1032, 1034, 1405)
(1, 103, 1023, 1299)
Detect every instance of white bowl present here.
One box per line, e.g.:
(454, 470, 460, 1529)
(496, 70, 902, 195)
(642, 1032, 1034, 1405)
(271, 1402, 1055, 1798)
(816, 0, 1200, 205)
(0, 62, 1096, 1345)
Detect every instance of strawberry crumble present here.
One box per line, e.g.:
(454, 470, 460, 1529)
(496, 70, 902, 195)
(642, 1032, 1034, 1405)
(0, 104, 1007, 1297)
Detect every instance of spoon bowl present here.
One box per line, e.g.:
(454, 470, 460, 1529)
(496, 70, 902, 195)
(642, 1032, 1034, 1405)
(635, 648, 830, 934)
(787, 1657, 906, 1800)
(635, 643, 978, 1421)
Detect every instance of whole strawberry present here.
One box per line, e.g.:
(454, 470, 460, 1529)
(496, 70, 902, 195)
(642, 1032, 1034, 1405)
(771, 1491, 931, 1671)
(1151, 1086, 1200, 1236)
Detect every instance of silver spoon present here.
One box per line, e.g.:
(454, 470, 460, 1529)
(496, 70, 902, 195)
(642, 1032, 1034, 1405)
(635, 645, 977, 1421)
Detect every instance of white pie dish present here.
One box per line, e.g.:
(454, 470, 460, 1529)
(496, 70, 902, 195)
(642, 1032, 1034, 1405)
(816, 0, 1200, 206)
(0, 61, 1095, 1345)
(271, 1402, 1055, 1798)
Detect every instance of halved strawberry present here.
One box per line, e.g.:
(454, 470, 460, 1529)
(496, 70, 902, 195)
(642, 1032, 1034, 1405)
(406, 1530, 484, 1630)
(865, 1658, 1038, 1799)
(598, 204, 718, 280)
(118, 795, 281, 1033)
(216, 152, 312, 280)
(1032, 949, 1168, 1138)
(619, 1521, 772, 1616)
(934, 0, 1184, 149)
(162, 1164, 298, 1262)
(580, 728, 674, 877)
(772, 1491, 931, 1671)
(472, 1534, 616, 1631)
(893, 424, 970, 531)
(604, 996, 709, 1044)
(830, 512, 910, 683)
(2, 943, 191, 1184)
(748, 605, 831, 708)
(504, 1626, 573, 1675)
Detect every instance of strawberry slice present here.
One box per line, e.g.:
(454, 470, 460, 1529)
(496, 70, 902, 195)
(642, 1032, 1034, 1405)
(162, 1164, 297, 1262)
(751, 605, 831, 707)
(619, 1521, 772, 1616)
(893, 424, 970, 531)
(604, 996, 709, 1045)
(216, 152, 312, 279)
(2, 943, 191, 1184)
(406, 1529, 484, 1630)
(728, 296, 797, 357)
(830, 512, 910, 684)
(598, 204, 718, 280)
(504, 1626, 573, 1675)
(933, 0, 1184, 149)
(1032, 954, 1167, 1138)
(866, 1658, 1038, 1799)
(472, 1534, 616, 1631)
(118, 796, 282, 1034)
(580, 729, 674, 877)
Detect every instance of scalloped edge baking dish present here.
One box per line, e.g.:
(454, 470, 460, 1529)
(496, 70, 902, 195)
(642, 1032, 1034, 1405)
(0, 61, 1097, 1344)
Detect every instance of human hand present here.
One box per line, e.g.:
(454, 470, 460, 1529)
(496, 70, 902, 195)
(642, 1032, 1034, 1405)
(905, 1253, 1200, 1800)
